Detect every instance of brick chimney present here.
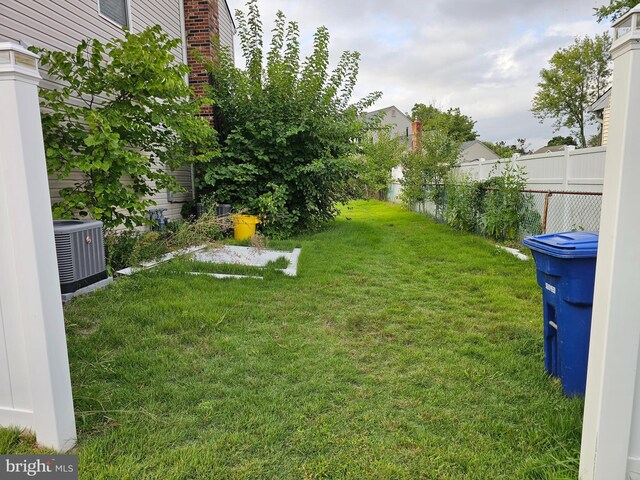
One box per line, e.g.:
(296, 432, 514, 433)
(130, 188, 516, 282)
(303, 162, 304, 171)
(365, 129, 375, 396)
(183, 0, 222, 122)
(411, 119, 423, 152)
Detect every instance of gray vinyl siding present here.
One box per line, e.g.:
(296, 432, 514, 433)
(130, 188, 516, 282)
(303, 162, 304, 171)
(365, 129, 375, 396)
(219, 0, 235, 57)
(459, 141, 500, 162)
(0, 0, 191, 224)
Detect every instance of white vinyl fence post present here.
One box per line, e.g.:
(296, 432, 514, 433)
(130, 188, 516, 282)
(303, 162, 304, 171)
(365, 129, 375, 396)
(0, 43, 76, 451)
(562, 146, 575, 190)
(561, 146, 575, 231)
(579, 7, 640, 479)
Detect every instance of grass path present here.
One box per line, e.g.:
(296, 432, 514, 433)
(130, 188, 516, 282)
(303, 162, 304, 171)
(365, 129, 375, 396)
(1, 201, 583, 479)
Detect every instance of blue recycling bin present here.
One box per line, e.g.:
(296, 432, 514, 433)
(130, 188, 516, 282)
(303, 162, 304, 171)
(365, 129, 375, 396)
(522, 231, 599, 396)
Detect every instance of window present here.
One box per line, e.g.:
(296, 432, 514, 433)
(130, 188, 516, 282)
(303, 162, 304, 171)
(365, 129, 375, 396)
(98, 0, 129, 28)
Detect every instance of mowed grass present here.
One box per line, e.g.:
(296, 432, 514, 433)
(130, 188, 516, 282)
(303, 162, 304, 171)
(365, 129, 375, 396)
(1, 201, 583, 478)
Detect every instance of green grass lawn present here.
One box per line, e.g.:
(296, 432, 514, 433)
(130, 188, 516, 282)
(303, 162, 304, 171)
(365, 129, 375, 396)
(1, 200, 583, 479)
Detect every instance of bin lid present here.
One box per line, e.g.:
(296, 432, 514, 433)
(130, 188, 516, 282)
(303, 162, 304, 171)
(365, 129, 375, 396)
(522, 231, 598, 259)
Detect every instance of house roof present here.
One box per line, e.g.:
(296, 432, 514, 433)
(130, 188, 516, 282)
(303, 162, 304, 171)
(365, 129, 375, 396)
(590, 88, 612, 112)
(532, 145, 567, 155)
(366, 105, 412, 124)
(459, 140, 500, 161)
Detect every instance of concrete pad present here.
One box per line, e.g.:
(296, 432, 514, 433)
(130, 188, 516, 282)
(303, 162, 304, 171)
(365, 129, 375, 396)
(187, 272, 263, 280)
(61, 277, 113, 303)
(116, 245, 208, 276)
(497, 246, 528, 261)
(193, 246, 301, 276)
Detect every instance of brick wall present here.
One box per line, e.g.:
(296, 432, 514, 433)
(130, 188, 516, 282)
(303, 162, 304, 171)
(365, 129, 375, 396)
(183, 0, 221, 120)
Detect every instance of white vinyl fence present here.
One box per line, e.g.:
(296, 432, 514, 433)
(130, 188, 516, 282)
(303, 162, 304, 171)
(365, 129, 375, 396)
(457, 146, 606, 192)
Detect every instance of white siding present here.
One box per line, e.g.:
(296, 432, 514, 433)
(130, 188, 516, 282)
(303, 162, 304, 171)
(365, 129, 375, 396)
(602, 104, 611, 146)
(460, 142, 499, 162)
(219, 0, 235, 57)
(0, 0, 192, 223)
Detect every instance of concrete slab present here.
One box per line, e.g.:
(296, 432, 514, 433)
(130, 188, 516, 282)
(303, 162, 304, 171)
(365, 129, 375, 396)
(116, 245, 208, 276)
(115, 245, 302, 279)
(187, 272, 263, 280)
(193, 246, 301, 276)
(61, 277, 113, 303)
(497, 246, 528, 261)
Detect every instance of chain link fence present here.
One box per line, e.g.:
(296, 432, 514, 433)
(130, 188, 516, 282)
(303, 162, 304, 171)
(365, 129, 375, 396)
(525, 190, 602, 235)
(387, 183, 603, 239)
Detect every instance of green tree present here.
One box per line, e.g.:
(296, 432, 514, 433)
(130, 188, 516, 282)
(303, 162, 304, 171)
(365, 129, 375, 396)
(411, 103, 478, 142)
(399, 129, 460, 209)
(203, 0, 380, 236)
(483, 141, 518, 158)
(595, 0, 640, 22)
(359, 127, 406, 198)
(33, 27, 216, 229)
(532, 34, 612, 148)
(483, 139, 532, 158)
(547, 135, 577, 147)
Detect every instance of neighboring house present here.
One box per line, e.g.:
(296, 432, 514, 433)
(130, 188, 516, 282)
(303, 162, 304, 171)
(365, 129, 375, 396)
(459, 140, 499, 162)
(366, 105, 413, 143)
(0, 0, 235, 222)
(365, 106, 415, 182)
(590, 88, 612, 147)
(532, 145, 571, 155)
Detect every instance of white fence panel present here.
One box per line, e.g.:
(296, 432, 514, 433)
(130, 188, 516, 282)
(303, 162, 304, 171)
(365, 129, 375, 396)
(456, 146, 606, 192)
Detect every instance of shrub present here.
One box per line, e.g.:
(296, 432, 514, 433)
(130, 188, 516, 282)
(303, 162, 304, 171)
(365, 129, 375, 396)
(399, 129, 460, 209)
(32, 26, 217, 229)
(444, 174, 485, 233)
(438, 163, 542, 242)
(358, 127, 407, 198)
(480, 162, 536, 241)
(200, 0, 380, 235)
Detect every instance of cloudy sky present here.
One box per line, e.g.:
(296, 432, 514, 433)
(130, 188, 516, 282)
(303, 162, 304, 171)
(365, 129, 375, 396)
(225, 0, 611, 149)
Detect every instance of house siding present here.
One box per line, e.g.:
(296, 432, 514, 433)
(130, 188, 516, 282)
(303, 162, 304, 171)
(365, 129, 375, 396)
(602, 103, 611, 146)
(0, 0, 192, 223)
(368, 106, 412, 139)
(460, 141, 500, 162)
(219, 1, 235, 56)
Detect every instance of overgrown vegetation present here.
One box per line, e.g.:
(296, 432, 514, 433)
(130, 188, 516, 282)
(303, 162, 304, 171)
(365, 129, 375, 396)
(200, 0, 380, 236)
(33, 27, 217, 229)
(399, 130, 461, 208)
(105, 209, 229, 272)
(443, 163, 542, 242)
(357, 126, 406, 198)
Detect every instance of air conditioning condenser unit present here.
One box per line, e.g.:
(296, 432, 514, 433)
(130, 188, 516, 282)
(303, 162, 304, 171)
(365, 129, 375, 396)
(53, 220, 112, 301)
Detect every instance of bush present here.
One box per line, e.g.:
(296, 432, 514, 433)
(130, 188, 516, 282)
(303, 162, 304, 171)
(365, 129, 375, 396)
(33, 26, 217, 229)
(438, 162, 542, 242)
(480, 163, 537, 241)
(105, 229, 140, 272)
(399, 129, 461, 209)
(444, 174, 485, 233)
(200, 0, 380, 236)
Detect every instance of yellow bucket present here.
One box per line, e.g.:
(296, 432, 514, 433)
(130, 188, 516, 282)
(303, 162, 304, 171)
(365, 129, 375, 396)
(232, 214, 260, 240)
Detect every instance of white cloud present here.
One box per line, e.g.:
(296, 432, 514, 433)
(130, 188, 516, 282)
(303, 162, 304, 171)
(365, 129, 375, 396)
(226, 0, 611, 145)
